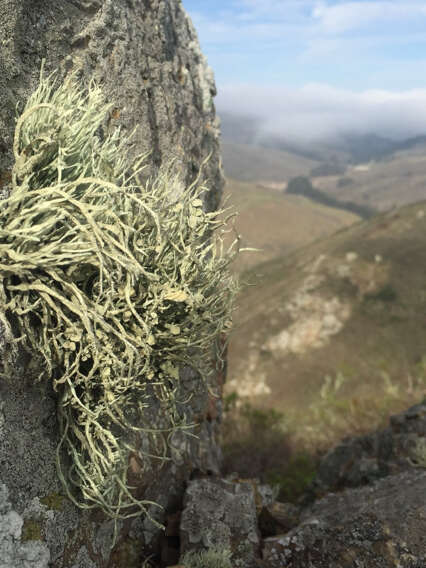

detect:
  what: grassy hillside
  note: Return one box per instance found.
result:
[221,141,319,183]
[222,178,359,272]
[312,152,426,212]
[227,200,426,449]
[221,138,426,213]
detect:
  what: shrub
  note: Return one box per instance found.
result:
[364,284,398,303]
[0,63,237,542]
[286,176,375,219]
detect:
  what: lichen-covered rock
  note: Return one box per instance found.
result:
[180,478,261,568]
[259,501,301,538]
[309,400,426,497]
[0,484,50,568]
[0,0,223,210]
[262,402,426,567]
[0,1,224,565]
[263,469,426,568]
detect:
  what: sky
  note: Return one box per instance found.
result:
[182,0,426,142]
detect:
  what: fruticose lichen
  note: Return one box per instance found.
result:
[181,547,233,568]
[0,63,238,542]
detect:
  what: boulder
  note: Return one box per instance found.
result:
[263,402,426,567]
[263,469,426,568]
[310,400,426,497]
[179,477,261,568]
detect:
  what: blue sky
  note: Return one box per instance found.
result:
[182,1,426,141]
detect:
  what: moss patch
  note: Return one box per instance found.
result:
[21,519,43,541]
[40,492,66,511]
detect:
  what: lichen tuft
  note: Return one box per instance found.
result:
[0,62,238,545]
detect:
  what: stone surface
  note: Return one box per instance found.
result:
[0,1,224,566]
[180,477,261,568]
[0,484,50,568]
[263,469,426,568]
[309,400,426,497]
[259,501,301,538]
[262,402,426,567]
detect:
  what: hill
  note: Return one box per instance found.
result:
[312,152,426,212]
[220,113,426,212]
[221,139,426,213]
[221,141,319,183]
[222,178,359,273]
[227,200,426,447]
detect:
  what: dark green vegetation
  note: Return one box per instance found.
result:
[286,176,376,219]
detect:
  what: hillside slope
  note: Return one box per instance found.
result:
[221,138,426,213]
[228,200,426,444]
[312,153,426,212]
[223,178,359,272]
[221,141,319,183]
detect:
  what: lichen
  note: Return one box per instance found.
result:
[40,493,66,512]
[181,547,232,568]
[0,62,238,546]
[21,519,43,542]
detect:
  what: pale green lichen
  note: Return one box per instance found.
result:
[181,547,233,568]
[0,63,238,544]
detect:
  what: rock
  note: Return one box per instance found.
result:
[263,469,426,567]
[0,484,50,568]
[259,501,301,537]
[262,402,426,567]
[0,1,224,565]
[309,401,426,497]
[179,477,261,568]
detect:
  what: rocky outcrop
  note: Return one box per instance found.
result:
[173,401,426,567]
[262,401,426,567]
[0,1,223,566]
[310,400,426,496]
[180,478,261,568]
[263,469,426,568]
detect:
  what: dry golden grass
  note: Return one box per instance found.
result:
[221,141,319,183]
[227,200,426,451]
[222,177,359,273]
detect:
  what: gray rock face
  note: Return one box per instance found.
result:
[180,478,261,568]
[309,400,426,497]
[262,402,426,567]
[0,0,223,210]
[263,469,426,568]
[0,484,50,568]
[0,1,224,565]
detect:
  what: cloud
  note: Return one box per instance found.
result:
[186,0,426,75]
[312,2,426,35]
[216,83,426,142]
